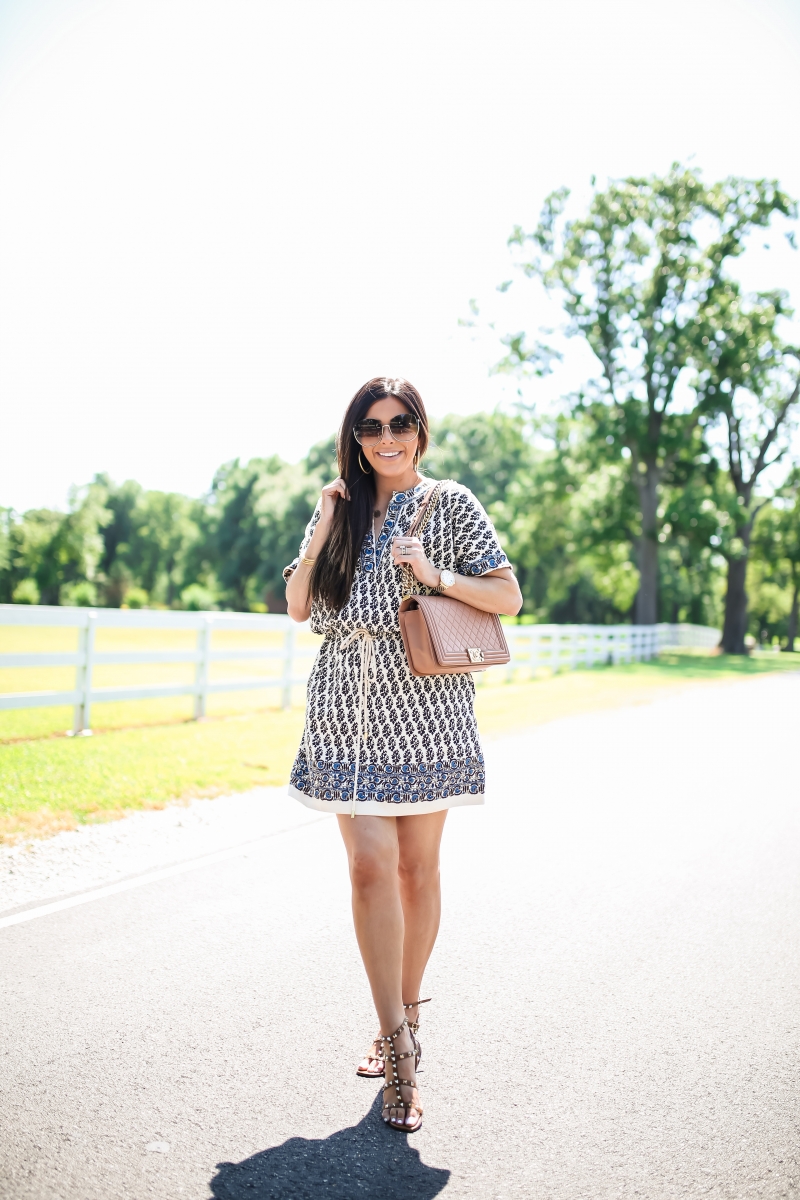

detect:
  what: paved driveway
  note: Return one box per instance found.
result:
[1,672,799,1199]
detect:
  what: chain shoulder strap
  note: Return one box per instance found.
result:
[401,482,444,598]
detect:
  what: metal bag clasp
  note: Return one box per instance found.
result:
[467,647,484,663]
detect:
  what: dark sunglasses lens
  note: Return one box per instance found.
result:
[354,420,382,445]
[389,415,420,441]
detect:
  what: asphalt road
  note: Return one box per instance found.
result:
[2,671,799,1200]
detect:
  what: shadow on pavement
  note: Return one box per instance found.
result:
[209,1094,450,1200]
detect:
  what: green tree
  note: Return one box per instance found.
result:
[209,454,325,612]
[1,483,110,605]
[126,491,205,607]
[694,287,800,652]
[94,476,142,606]
[751,473,800,650]
[86,476,212,609]
[426,411,534,509]
[0,509,13,601]
[657,460,727,628]
[427,409,637,621]
[501,164,796,624]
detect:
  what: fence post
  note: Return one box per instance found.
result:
[281,622,296,710]
[71,611,96,736]
[553,628,562,673]
[529,629,539,679]
[505,626,516,684]
[619,626,628,664]
[194,616,212,719]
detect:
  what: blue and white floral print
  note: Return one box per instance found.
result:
[283,480,510,816]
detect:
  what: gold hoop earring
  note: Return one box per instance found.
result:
[358,450,372,474]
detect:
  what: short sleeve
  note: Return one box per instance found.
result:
[282,504,322,583]
[448,485,511,577]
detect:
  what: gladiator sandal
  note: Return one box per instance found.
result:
[404,997,431,1069]
[381,1018,423,1133]
[355,1035,386,1079]
[356,998,431,1078]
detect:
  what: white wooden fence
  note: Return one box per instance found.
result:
[0,604,720,735]
[492,621,720,680]
[0,605,313,735]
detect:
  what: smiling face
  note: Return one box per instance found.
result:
[359,396,421,489]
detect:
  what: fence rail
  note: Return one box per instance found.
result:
[0,605,720,735]
[496,621,720,679]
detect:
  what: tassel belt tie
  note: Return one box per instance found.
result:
[340,629,378,818]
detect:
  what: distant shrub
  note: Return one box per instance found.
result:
[12,578,40,604]
[59,581,98,607]
[125,587,149,609]
[181,584,216,611]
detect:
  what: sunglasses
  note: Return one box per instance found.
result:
[353,413,421,446]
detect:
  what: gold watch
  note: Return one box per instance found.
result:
[438,569,456,591]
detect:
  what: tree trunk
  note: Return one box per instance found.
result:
[635,535,658,625]
[784,581,799,653]
[264,586,288,614]
[721,525,753,654]
[634,468,659,625]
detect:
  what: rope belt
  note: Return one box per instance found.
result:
[340,628,378,817]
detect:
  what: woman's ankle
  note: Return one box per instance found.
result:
[379,1010,408,1038]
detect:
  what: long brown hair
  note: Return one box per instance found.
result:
[311,377,429,610]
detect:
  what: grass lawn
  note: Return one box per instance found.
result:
[1,649,797,843]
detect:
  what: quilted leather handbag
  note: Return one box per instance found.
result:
[398,482,511,676]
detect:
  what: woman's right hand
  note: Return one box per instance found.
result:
[318,477,349,529]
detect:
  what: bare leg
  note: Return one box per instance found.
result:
[337,814,406,1035]
[396,810,448,1027]
[338,811,448,1128]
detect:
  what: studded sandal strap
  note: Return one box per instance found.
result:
[381,1019,408,1044]
[383,1102,422,1114]
[383,1078,419,1095]
[404,998,430,1036]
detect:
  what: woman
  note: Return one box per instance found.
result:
[284,377,521,1132]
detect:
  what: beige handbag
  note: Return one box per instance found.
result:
[397,482,511,676]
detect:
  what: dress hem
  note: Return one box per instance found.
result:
[288,784,484,816]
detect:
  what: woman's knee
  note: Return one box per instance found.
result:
[397,855,439,894]
[349,845,396,891]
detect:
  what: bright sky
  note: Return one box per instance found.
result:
[2,0,800,512]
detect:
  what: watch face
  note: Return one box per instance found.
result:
[440,570,456,589]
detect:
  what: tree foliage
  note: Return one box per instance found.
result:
[4,161,800,650]
[503,164,797,627]
[1,405,798,638]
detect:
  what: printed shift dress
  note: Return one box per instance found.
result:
[282,479,510,816]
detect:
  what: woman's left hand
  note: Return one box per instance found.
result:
[391,537,441,589]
